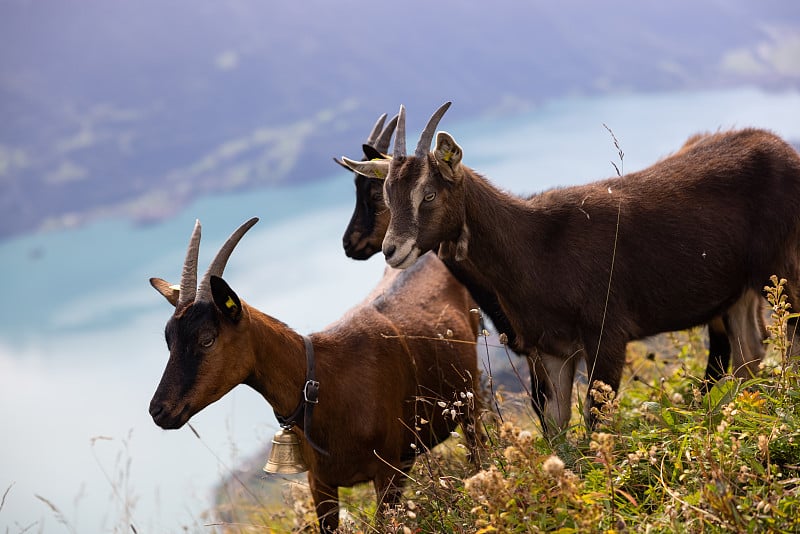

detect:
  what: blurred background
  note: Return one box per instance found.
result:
[1,0,798,531]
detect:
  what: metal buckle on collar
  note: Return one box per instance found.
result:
[303,379,320,404]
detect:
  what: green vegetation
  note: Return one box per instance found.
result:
[210,277,800,533]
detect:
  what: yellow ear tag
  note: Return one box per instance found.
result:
[373,168,385,179]
[442,150,453,163]
[225,296,237,310]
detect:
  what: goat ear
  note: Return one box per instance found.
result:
[150,277,180,307]
[340,156,391,180]
[362,144,386,161]
[434,131,463,182]
[210,275,242,322]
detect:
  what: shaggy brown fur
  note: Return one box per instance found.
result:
[370,112,800,432]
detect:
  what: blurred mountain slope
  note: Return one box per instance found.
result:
[0,0,797,238]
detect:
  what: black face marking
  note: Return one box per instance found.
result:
[356,176,380,223]
[343,142,392,258]
[344,174,390,259]
[164,301,220,396]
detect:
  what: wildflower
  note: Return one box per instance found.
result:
[738,390,766,409]
[589,380,619,422]
[730,436,741,455]
[465,467,506,504]
[590,381,615,403]
[648,445,659,465]
[517,430,533,445]
[640,401,661,423]
[503,445,525,463]
[758,434,769,456]
[590,432,615,451]
[737,465,751,484]
[542,455,565,478]
[499,421,517,440]
[721,402,735,418]
[627,451,643,466]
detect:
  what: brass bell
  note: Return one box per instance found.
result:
[263,427,309,474]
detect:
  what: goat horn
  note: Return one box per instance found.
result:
[196,217,259,302]
[177,219,202,309]
[393,104,407,158]
[415,101,451,158]
[365,113,387,146]
[374,114,399,153]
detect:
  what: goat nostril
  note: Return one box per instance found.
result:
[149,403,163,419]
[384,244,396,259]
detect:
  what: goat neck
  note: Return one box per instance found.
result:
[242,309,311,418]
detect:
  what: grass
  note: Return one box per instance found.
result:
[207,276,800,533]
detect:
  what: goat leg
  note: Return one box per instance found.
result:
[308,475,339,533]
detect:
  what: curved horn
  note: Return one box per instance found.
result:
[365,113,387,146]
[374,114,399,153]
[196,217,259,302]
[176,219,202,309]
[393,104,407,158]
[415,101,451,158]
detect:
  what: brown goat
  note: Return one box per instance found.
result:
[149,218,482,532]
[342,102,800,433]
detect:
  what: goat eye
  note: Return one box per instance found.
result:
[199,336,215,348]
[423,192,436,202]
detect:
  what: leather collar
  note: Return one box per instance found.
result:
[273,335,327,455]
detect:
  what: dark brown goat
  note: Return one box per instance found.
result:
[342,102,800,432]
[149,218,482,532]
[339,119,768,429]
[339,113,553,422]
